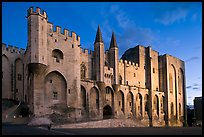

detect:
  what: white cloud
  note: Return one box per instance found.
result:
[155,8,188,25]
[109,5,158,49]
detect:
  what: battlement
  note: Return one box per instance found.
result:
[119,59,138,67]
[80,47,94,55]
[2,43,25,54]
[27,7,48,19]
[48,22,80,42]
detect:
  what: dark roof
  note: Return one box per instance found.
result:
[94,25,103,44]
[109,32,118,48]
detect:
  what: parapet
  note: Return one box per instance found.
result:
[118,59,138,68]
[48,22,80,42]
[27,7,48,20]
[2,43,25,54]
[80,47,94,56]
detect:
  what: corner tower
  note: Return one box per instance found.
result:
[94,25,104,82]
[108,32,119,84]
[27,7,48,65]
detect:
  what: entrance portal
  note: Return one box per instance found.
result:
[103,105,112,119]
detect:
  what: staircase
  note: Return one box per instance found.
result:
[2,100,29,124]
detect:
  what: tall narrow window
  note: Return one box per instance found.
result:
[18,74,22,81]
[153,68,155,73]
[81,64,86,79]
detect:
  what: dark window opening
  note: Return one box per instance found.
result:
[53,92,58,100]
[18,74,22,81]
[52,49,63,63]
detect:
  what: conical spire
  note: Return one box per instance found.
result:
[94,25,103,44]
[109,32,118,49]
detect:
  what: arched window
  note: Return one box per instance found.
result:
[52,49,63,63]
[81,64,86,79]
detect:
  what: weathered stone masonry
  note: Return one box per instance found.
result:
[2,7,187,127]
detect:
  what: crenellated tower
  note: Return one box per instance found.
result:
[108,32,119,84]
[27,7,48,65]
[94,25,104,82]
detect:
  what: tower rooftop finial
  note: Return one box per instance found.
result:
[109,31,118,48]
[94,25,103,44]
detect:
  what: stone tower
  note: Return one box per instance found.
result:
[94,25,104,82]
[27,7,48,65]
[108,32,119,84]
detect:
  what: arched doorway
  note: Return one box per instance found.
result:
[103,105,112,119]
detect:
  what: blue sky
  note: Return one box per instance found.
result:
[2,2,202,105]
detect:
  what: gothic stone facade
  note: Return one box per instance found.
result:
[2,7,187,127]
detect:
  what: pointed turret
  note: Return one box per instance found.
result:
[109,32,118,49]
[94,25,103,44]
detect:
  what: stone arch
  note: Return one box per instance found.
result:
[81,85,86,110]
[2,55,11,99]
[127,92,134,117]
[103,105,112,119]
[136,93,142,117]
[52,49,63,63]
[44,71,67,106]
[154,95,159,117]
[118,90,124,113]
[178,68,184,95]
[171,64,176,94]
[15,58,24,101]
[105,86,114,108]
[90,87,99,111]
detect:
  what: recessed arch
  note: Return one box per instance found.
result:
[127,91,134,117]
[90,87,99,110]
[2,55,11,99]
[15,58,24,101]
[118,90,124,113]
[105,86,114,107]
[44,71,67,105]
[154,95,159,117]
[136,93,142,117]
[178,68,184,95]
[81,85,86,109]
